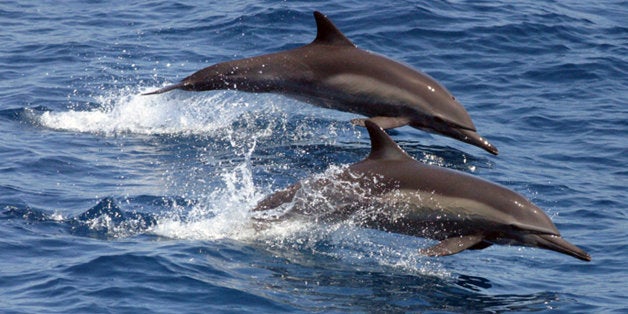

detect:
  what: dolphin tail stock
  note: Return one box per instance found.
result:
[527,234,591,262]
[141,82,186,96]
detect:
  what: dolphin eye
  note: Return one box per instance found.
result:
[452,96,456,100]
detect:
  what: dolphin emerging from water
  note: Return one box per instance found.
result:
[144,11,498,155]
[252,120,590,261]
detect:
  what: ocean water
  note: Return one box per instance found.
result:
[1,0,626,312]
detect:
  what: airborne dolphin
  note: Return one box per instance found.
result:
[144,11,498,155]
[252,120,590,261]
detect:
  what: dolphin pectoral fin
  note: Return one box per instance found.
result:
[351,116,411,129]
[419,235,485,256]
[468,241,493,250]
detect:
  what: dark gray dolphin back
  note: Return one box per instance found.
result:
[356,121,589,261]
[252,119,590,261]
[143,11,499,155]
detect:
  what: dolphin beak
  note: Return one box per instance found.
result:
[457,128,499,155]
[525,234,591,261]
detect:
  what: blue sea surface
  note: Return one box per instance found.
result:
[1,1,626,312]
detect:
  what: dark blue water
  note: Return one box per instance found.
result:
[1,1,626,312]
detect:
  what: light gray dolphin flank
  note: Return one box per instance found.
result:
[252,120,590,262]
[144,11,498,155]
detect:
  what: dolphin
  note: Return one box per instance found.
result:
[144,11,498,155]
[252,120,590,261]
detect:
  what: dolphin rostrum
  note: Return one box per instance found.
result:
[144,11,498,155]
[252,120,590,261]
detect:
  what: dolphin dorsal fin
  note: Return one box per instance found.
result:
[312,11,355,47]
[364,120,413,161]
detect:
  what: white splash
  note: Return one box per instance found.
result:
[150,134,264,241]
[38,86,261,135]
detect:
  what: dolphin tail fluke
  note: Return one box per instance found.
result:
[532,234,591,261]
[142,82,185,95]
